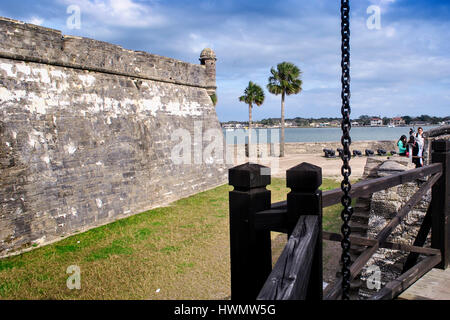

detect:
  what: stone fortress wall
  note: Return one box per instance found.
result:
[0,17,227,257]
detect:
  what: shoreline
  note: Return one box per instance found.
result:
[229,140,399,180]
[222,125,440,144]
[227,140,398,156]
[222,125,438,129]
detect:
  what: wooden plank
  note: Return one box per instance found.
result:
[322,163,442,207]
[323,232,440,256]
[370,254,441,300]
[381,242,440,256]
[257,215,319,300]
[431,140,450,269]
[228,163,273,300]
[324,172,442,300]
[253,208,287,231]
[323,231,376,246]
[399,267,450,300]
[286,163,323,300]
[402,205,433,273]
[271,201,287,210]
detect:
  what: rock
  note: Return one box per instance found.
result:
[0,17,226,256]
[357,156,432,299]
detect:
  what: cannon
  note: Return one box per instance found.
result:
[365,149,374,156]
[323,148,336,158]
[353,150,362,157]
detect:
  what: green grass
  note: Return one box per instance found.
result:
[0,178,344,300]
[0,260,24,272]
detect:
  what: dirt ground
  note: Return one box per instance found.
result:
[234,153,369,181]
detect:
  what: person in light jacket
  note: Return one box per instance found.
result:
[408,135,422,168]
[416,127,424,166]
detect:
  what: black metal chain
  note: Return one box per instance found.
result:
[340,0,353,300]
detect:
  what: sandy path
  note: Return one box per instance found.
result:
[233,153,372,180]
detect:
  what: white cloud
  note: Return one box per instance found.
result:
[28,17,44,26]
[188,33,213,54]
[58,0,166,28]
[6,0,447,120]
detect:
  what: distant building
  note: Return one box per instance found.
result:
[390,117,405,126]
[285,121,295,127]
[370,118,383,126]
[330,120,340,127]
[222,123,234,129]
[410,121,428,126]
[351,121,360,127]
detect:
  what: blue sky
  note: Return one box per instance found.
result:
[1,0,449,121]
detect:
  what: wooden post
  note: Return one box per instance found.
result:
[286,162,323,300]
[229,162,272,299]
[431,140,450,269]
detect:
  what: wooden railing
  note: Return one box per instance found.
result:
[228,139,449,300]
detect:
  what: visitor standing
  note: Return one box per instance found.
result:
[408,135,422,168]
[416,127,424,166]
[397,135,407,156]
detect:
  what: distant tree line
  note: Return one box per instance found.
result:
[223,115,449,126]
[356,115,449,125]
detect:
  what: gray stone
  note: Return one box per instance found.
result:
[377,160,408,174]
[358,157,432,299]
[0,17,227,256]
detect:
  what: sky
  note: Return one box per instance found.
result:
[0,0,449,122]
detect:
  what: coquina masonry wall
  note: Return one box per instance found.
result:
[0,17,227,256]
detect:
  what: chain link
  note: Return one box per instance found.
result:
[340,0,353,300]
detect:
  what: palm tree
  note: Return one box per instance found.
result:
[267,62,303,157]
[239,81,265,157]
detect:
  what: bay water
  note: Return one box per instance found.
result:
[223,126,439,144]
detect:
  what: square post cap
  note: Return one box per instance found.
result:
[286,162,322,192]
[229,162,270,189]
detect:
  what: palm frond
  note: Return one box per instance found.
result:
[267,62,303,96]
[239,81,265,107]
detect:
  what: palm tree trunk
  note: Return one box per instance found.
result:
[280,91,285,157]
[248,103,252,158]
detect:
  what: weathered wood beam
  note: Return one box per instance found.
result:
[323,231,440,256]
[430,140,450,269]
[257,215,319,300]
[271,201,287,210]
[322,163,442,207]
[369,254,441,300]
[253,208,287,231]
[324,171,442,300]
[402,206,433,273]
[285,163,323,300]
[228,163,273,300]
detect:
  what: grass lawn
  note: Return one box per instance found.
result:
[0,178,344,300]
